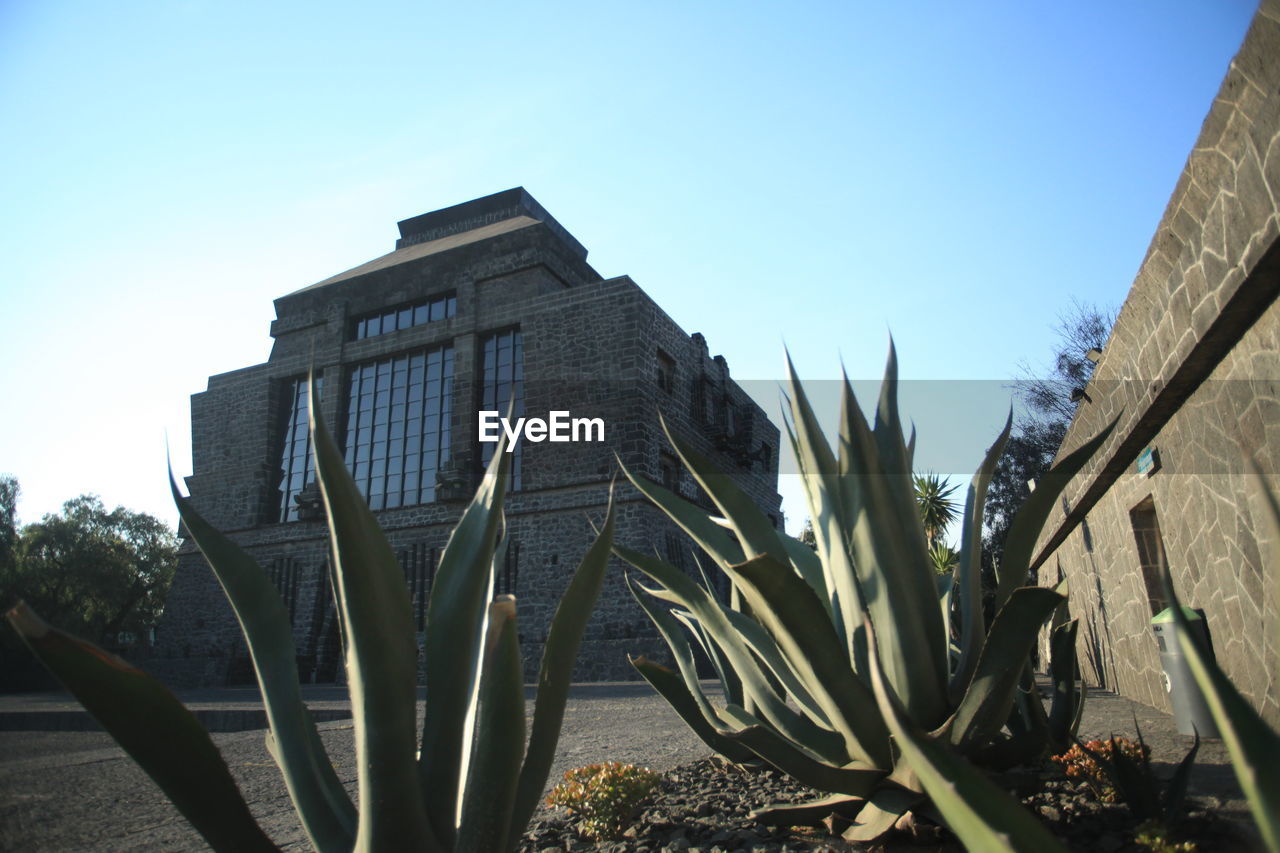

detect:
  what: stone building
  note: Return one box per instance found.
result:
[152,188,781,686]
[1033,3,1280,725]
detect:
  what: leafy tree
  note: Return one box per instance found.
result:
[798,517,817,549]
[984,300,1116,575]
[0,475,17,578]
[1,486,177,646]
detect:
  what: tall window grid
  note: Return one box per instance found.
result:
[343,346,453,511]
[277,377,322,522]
[479,329,523,489]
[353,293,456,340]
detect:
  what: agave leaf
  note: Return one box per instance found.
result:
[1047,619,1082,752]
[996,418,1117,610]
[617,457,746,570]
[629,656,759,764]
[863,616,1068,853]
[170,470,356,852]
[505,497,614,845]
[309,382,436,851]
[783,354,864,655]
[690,554,742,703]
[951,587,1063,752]
[716,716,884,796]
[5,604,279,853]
[749,793,866,827]
[841,787,921,842]
[1161,561,1280,851]
[719,605,830,727]
[616,543,849,764]
[1164,728,1201,825]
[659,414,788,566]
[627,575,741,733]
[416,434,511,848]
[835,365,948,727]
[726,554,892,769]
[457,598,524,853]
[778,529,833,619]
[951,411,1013,703]
[675,608,732,698]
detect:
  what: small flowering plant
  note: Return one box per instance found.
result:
[546,761,662,840]
[1052,736,1150,802]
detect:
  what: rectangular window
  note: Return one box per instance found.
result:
[479,329,523,489]
[657,350,675,394]
[352,293,456,340]
[496,540,520,597]
[1130,497,1169,615]
[277,377,322,522]
[343,345,453,510]
[660,451,680,493]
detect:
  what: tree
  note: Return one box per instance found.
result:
[914,472,960,548]
[0,475,17,579]
[914,472,961,575]
[983,300,1116,573]
[1,487,178,646]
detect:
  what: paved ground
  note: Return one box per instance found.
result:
[0,681,1256,851]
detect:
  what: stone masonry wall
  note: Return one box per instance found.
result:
[1034,2,1280,724]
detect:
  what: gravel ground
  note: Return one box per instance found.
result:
[0,681,1261,852]
[0,685,711,852]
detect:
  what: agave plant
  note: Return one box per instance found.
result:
[5,380,615,853]
[618,345,1114,847]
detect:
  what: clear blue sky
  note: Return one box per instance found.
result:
[0,1,1259,534]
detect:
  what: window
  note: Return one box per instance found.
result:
[691,376,715,426]
[660,451,680,493]
[1130,497,1169,615]
[479,329,523,489]
[276,377,321,522]
[496,540,520,597]
[657,350,675,393]
[343,345,453,510]
[664,531,687,570]
[398,544,439,631]
[352,293,456,340]
[267,557,301,624]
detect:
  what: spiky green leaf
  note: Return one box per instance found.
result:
[951,587,1063,752]
[864,617,1068,853]
[629,656,760,764]
[170,470,355,852]
[458,598,525,853]
[5,604,279,853]
[997,418,1117,609]
[506,497,615,846]
[615,544,848,764]
[309,381,435,851]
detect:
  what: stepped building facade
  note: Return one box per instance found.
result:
[152,188,781,686]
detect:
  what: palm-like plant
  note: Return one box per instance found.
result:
[914,471,960,550]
